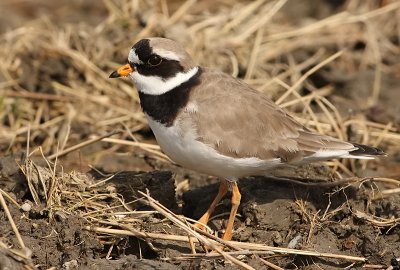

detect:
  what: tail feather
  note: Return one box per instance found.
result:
[347,143,386,158]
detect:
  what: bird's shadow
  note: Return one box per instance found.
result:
[182,175,358,222]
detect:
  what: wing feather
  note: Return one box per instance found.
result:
[179,68,355,163]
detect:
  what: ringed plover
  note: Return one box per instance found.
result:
[110,38,385,241]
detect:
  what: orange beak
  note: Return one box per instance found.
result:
[109,63,134,78]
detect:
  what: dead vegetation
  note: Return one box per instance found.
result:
[1,0,400,269]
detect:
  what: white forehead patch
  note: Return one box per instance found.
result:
[152,47,182,61]
[128,49,143,64]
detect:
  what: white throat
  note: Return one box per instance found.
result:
[129,66,199,95]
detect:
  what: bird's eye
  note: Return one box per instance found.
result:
[128,61,136,68]
[147,55,162,66]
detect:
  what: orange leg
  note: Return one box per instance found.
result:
[222,182,241,241]
[194,180,228,230]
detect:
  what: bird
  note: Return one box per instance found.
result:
[109,37,385,241]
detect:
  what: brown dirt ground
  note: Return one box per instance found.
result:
[1,1,400,269]
[1,153,400,269]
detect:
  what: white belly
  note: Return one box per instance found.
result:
[146,116,281,180]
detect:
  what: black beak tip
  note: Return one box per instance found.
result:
[109,70,120,78]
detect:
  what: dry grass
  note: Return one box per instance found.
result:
[0,0,399,177]
[3,158,399,268]
[1,0,400,269]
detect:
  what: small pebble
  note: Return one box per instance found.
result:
[55,211,67,221]
[287,234,302,249]
[271,231,283,246]
[21,202,31,212]
[63,259,78,270]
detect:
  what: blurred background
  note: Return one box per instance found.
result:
[1,0,399,178]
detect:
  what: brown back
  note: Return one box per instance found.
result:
[178,68,354,162]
